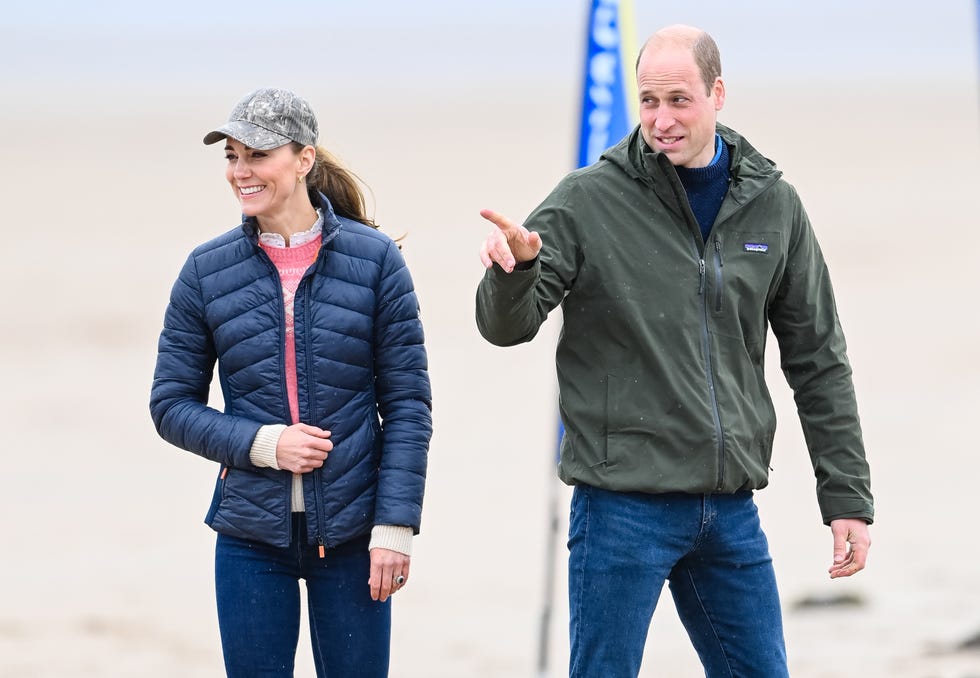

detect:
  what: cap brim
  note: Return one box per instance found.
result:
[202,120,291,150]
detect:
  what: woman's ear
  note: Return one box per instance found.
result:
[298,144,316,174]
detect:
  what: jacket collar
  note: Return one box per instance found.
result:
[241,191,343,246]
[602,123,783,222]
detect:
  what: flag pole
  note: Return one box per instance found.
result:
[535,419,563,678]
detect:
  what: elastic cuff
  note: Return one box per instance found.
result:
[369,525,413,556]
[249,424,287,469]
[512,257,538,271]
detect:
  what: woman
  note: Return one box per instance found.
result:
[150,87,432,677]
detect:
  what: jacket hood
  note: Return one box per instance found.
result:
[601,123,782,193]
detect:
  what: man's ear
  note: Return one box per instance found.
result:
[713,77,726,111]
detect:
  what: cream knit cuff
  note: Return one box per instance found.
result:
[369,525,413,556]
[249,424,287,469]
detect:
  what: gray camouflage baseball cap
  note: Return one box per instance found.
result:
[203,88,318,149]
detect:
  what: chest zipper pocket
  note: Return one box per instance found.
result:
[712,237,724,313]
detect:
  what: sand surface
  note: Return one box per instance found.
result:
[2,31,980,678]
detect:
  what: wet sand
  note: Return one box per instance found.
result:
[2,72,980,677]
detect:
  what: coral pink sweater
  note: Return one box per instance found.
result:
[260,236,321,425]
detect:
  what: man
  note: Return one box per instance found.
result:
[475,24,873,678]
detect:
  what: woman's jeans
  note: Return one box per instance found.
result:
[215,514,390,677]
[568,485,789,678]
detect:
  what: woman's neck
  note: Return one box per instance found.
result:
[256,195,319,246]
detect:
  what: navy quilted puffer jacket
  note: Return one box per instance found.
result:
[150,193,431,549]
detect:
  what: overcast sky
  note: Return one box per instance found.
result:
[4,0,977,102]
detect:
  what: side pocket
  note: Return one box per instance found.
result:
[204,466,226,524]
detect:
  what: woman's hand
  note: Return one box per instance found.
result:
[369,548,410,602]
[275,423,332,473]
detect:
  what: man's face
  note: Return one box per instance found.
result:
[636,44,725,168]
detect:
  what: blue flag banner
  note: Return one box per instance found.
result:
[576,0,638,169]
[560,0,637,452]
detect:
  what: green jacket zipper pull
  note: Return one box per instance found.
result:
[698,259,706,294]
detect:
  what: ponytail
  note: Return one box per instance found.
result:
[293,143,377,228]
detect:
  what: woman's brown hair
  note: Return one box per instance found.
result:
[293,142,377,229]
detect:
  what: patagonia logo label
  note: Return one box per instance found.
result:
[743,242,769,253]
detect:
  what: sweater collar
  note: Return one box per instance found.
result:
[242,191,342,245]
[257,209,324,248]
[673,135,730,187]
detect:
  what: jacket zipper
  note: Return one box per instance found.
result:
[694,239,727,490]
[313,471,326,558]
[256,245,296,540]
[301,283,329,558]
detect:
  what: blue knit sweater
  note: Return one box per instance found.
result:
[674,134,731,242]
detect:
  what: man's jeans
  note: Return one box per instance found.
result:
[568,485,789,678]
[215,514,390,677]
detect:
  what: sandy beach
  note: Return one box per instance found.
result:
[3,4,980,676]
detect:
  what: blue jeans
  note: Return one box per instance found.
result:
[568,485,788,678]
[215,514,390,677]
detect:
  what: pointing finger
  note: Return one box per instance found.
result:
[480,208,519,233]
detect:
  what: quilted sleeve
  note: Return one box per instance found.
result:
[371,240,432,532]
[149,253,263,469]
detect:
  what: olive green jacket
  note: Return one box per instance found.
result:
[476,124,873,525]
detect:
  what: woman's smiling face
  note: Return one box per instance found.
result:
[223,139,307,220]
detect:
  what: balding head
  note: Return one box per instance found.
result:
[637,25,722,96]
